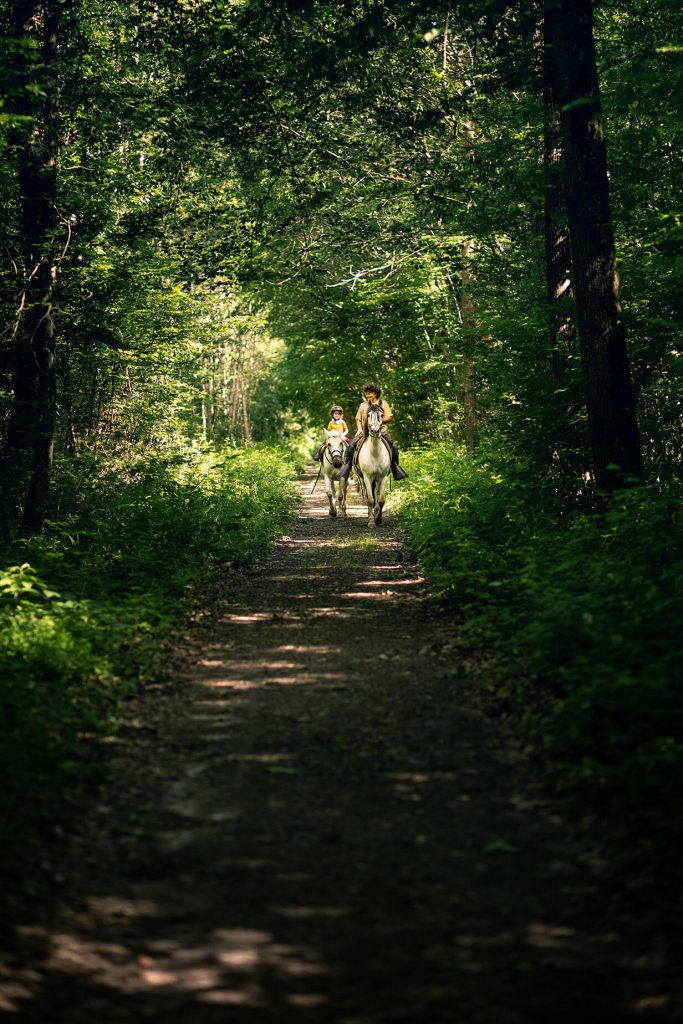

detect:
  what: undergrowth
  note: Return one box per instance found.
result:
[397,442,683,870]
[0,441,297,890]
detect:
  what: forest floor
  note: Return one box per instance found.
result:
[1,465,681,1023]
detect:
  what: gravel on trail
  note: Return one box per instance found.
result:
[1,466,679,1023]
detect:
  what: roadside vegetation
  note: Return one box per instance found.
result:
[0,443,297,890]
[397,445,683,871]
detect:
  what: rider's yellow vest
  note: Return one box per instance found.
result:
[327,418,348,434]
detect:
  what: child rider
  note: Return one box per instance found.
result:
[315,405,349,461]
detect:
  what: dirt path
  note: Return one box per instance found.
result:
[2,468,679,1022]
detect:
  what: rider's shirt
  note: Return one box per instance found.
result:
[355,399,393,435]
[327,418,348,435]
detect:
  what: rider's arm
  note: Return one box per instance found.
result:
[382,400,394,424]
[355,402,365,432]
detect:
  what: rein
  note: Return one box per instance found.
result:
[310,463,323,493]
[325,445,344,463]
[359,405,391,467]
[311,437,345,493]
[366,403,384,440]
[323,437,345,466]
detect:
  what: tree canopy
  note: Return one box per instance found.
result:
[1,0,680,520]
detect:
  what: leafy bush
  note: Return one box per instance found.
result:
[0,442,297,884]
[397,443,683,861]
[397,443,536,603]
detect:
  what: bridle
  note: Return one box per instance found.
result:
[324,435,345,468]
[366,403,383,439]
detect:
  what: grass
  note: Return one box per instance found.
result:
[0,440,298,892]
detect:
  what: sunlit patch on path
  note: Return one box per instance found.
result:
[1,464,674,1022]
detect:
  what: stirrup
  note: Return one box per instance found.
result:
[391,464,408,480]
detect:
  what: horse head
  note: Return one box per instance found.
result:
[325,429,345,468]
[367,403,384,438]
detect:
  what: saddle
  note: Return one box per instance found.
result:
[352,433,393,471]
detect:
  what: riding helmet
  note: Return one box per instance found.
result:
[330,404,344,415]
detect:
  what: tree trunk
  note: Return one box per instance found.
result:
[460,238,477,452]
[459,108,477,452]
[543,4,573,382]
[6,0,61,531]
[550,0,643,489]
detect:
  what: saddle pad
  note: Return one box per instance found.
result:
[354,435,392,467]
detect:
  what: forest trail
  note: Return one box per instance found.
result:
[2,467,676,1023]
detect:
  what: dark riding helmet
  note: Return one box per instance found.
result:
[362,382,381,398]
[330,404,344,415]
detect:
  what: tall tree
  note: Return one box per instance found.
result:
[5,0,62,531]
[548,0,644,489]
[542,2,573,382]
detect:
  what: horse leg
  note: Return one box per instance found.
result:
[374,474,388,525]
[367,479,376,526]
[325,473,337,517]
[338,476,347,516]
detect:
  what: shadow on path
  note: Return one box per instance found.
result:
[1,467,678,1022]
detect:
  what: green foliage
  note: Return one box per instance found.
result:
[397,444,683,860]
[0,442,297,884]
[517,484,683,834]
[0,562,118,879]
[1,0,681,891]
[396,442,542,614]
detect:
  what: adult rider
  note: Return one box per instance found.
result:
[339,383,408,481]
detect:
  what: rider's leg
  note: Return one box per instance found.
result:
[390,440,408,480]
[339,435,357,478]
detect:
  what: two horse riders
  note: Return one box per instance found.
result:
[339,383,408,481]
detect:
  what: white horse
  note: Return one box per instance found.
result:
[321,429,348,517]
[356,404,391,526]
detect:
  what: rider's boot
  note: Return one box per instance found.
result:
[339,461,352,479]
[391,442,408,480]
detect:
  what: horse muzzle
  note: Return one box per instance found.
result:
[332,456,343,468]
